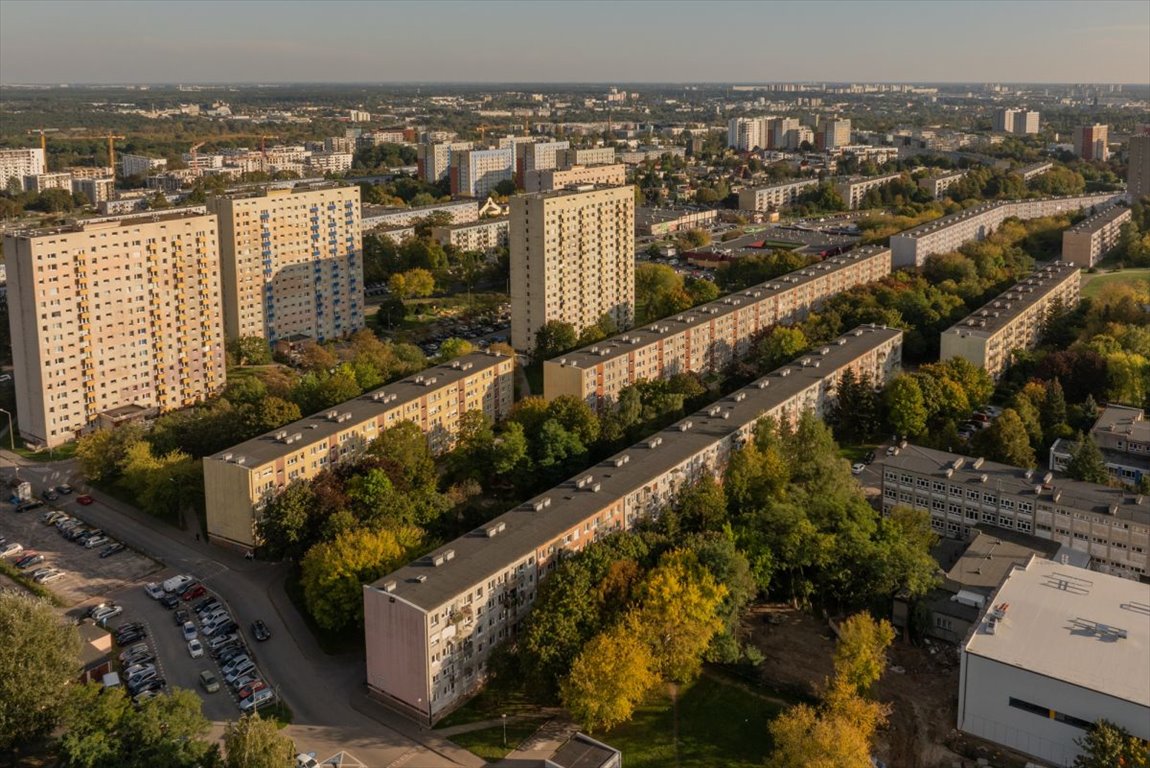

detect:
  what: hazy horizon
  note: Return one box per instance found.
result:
[2,0,1148,86]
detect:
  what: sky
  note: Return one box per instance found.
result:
[1,0,1148,85]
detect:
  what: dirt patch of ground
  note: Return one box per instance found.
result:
[743,604,967,768]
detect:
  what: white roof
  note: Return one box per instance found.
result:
[964,557,1150,707]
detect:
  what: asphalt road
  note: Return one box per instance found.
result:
[6,453,477,767]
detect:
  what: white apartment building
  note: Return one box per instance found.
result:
[4,208,226,449]
[73,178,116,205]
[773,118,802,150]
[431,217,509,254]
[1128,134,1150,199]
[890,193,1124,268]
[834,173,901,209]
[1074,124,1109,161]
[878,443,1149,580]
[817,118,851,150]
[67,166,115,181]
[510,185,635,353]
[451,148,514,199]
[362,200,478,231]
[204,352,515,549]
[418,141,473,183]
[940,261,1080,380]
[544,246,893,409]
[0,148,46,190]
[306,151,354,174]
[365,325,903,723]
[958,559,1149,767]
[727,117,775,151]
[120,153,167,177]
[1061,205,1132,267]
[23,172,73,194]
[207,183,363,344]
[523,163,627,193]
[515,141,570,186]
[994,108,1040,135]
[918,171,967,199]
[558,147,617,167]
[737,178,820,211]
[1016,161,1054,182]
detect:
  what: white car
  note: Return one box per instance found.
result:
[182,621,198,642]
[90,604,123,622]
[187,638,204,658]
[162,574,194,594]
[84,535,109,549]
[0,543,24,557]
[238,687,275,712]
[851,462,866,476]
[144,582,165,600]
[35,569,65,584]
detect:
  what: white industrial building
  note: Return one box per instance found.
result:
[957,557,1150,767]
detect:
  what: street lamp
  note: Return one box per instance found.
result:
[502,713,507,747]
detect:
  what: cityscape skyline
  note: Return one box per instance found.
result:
[1,0,1148,85]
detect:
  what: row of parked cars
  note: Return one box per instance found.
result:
[959,405,1004,441]
[45,508,125,556]
[0,535,64,583]
[145,574,276,712]
[86,601,167,703]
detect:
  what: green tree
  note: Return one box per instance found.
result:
[0,593,79,753]
[533,320,579,359]
[300,526,422,631]
[1073,719,1149,768]
[228,336,273,366]
[493,179,518,197]
[388,267,436,299]
[223,713,296,768]
[833,612,896,694]
[973,408,1036,467]
[873,506,939,599]
[676,474,729,533]
[560,623,656,733]
[369,420,438,491]
[883,375,928,438]
[436,337,474,362]
[256,481,318,561]
[633,549,727,684]
[57,682,131,768]
[1066,432,1110,484]
[756,326,808,371]
[242,396,302,436]
[768,678,889,768]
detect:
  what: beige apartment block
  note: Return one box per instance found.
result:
[0,147,45,190]
[364,325,903,724]
[544,246,892,410]
[558,147,616,168]
[878,444,1148,580]
[1061,205,1132,267]
[431,217,509,253]
[523,163,626,194]
[450,148,514,198]
[834,173,901,209]
[417,141,473,183]
[4,208,226,449]
[917,171,966,199]
[737,178,821,211]
[23,172,73,193]
[1015,161,1053,182]
[890,192,1124,268]
[204,352,515,549]
[515,140,570,186]
[208,184,363,344]
[72,177,115,204]
[362,200,478,231]
[940,261,1080,380]
[510,185,635,353]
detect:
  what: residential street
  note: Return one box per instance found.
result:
[2,451,482,768]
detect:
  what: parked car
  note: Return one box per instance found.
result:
[864,450,877,463]
[251,620,271,642]
[180,583,206,601]
[187,638,204,658]
[144,582,165,600]
[237,680,267,701]
[0,543,24,557]
[116,628,146,645]
[851,463,866,476]
[199,670,221,694]
[56,484,73,495]
[162,574,194,594]
[16,553,45,569]
[35,569,64,584]
[41,489,59,502]
[99,542,125,558]
[84,535,110,549]
[90,604,123,623]
[159,593,181,609]
[119,643,150,662]
[182,621,198,642]
[124,662,155,680]
[76,495,95,505]
[193,598,220,615]
[207,632,239,650]
[238,688,275,712]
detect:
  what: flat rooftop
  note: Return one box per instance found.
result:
[942,260,1079,338]
[964,557,1150,707]
[206,351,509,468]
[879,443,1150,527]
[362,199,476,218]
[374,325,902,611]
[635,206,716,226]
[547,734,620,768]
[1064,203,1129,235]
[547,246,889,370]
[1093,404,1150,444]
[946,527,1063,592]
[433,216,508,232]
[6,206,212,238]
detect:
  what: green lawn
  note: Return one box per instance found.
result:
[449,718,549,762]
[1082,267,1150,299]
[601,672,782,768]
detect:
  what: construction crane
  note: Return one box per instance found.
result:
[26,128,57,152]
[475,124,499,143]
[55,132,126,173]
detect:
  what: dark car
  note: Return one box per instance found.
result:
[41,489,59,502]
[16,553,45,569]
[864,450,876,463]
[251,620,271,642]
[99,542,125,558]
[116,628,147,646]
[159,593,181,609]
[56,484,73,495]
[173,608,190,626]
[194,598,221,615]
[76,495,95,505]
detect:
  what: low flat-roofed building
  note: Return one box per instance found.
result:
[957,557,1150,767]
[1015,161,1054,182]
[737,178,820,212]
[940,261,1080,380]
[431,216,509,253]
[890,193,1123,268]
[544,246,892,410]
[634,206,718,236]
[1061,204,1131,267]
[361,200,478,231]
[204,351,514,549]
[876,443,1149,580]
[545,734,621,768]
[1050,404,1150,486]
[365,325,903,723]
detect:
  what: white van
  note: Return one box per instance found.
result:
[162,574,194,593]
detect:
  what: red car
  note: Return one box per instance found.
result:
[76,495,95,506]
[181,583,207,601]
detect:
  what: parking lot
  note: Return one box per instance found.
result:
[1,492,160,607]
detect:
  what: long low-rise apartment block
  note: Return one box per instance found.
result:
[204,351,515,549]
[1061,204,1131,267]
[918,171,967,199]
[890,193,1122,268]
[1015,161,1054,182]
[877,443,1149,581]
[431,216,509,254]
[940,260,1079,380]
[361,200,479,231]
[834,173,902,209]
[737,178,821,212]
[365,325,903,723]
[544,246,892,409]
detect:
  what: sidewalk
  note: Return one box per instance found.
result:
[349,691,488,768]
